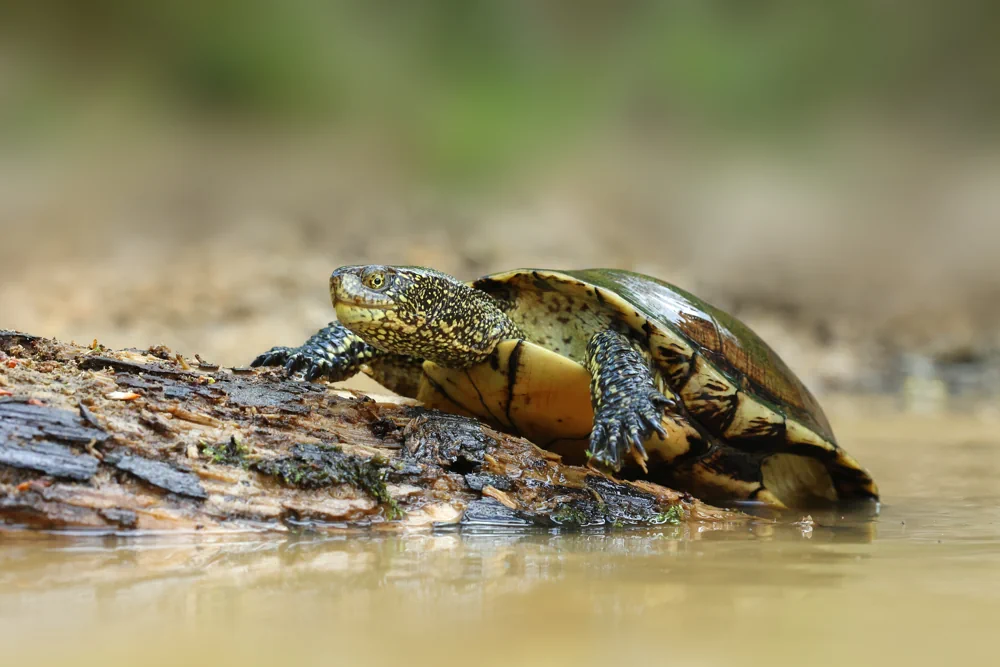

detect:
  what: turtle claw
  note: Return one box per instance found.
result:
[588,388,672,471]
[251,345,333,382]
[300,356,333,381]
[643,397,672,439]
[250,346,295,368]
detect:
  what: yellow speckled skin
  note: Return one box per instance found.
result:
[253,265,879,508]
[330,265,522,367]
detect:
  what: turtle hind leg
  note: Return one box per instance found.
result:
[585,329,676,471]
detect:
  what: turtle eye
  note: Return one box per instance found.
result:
[363,271,387,291]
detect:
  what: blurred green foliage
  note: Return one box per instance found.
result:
[2,0,999,177]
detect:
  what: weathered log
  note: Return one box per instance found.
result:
[0,330,748,533]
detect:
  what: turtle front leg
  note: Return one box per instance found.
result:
[251,321,379,382]
[586,329,675,471]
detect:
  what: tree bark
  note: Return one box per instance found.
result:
[0,330,746,533]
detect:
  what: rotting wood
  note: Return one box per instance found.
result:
[0,330,751,533]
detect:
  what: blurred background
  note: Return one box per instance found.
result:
[2,0,999,412]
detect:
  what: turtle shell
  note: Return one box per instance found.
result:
[468,268,878,504]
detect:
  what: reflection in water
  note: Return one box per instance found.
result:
[2,418,1000,667]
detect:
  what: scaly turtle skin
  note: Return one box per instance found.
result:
[252,265,879,508]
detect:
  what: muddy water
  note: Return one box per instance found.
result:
[2,412,998,667]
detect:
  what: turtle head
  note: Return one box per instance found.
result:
[329,265,518,367]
